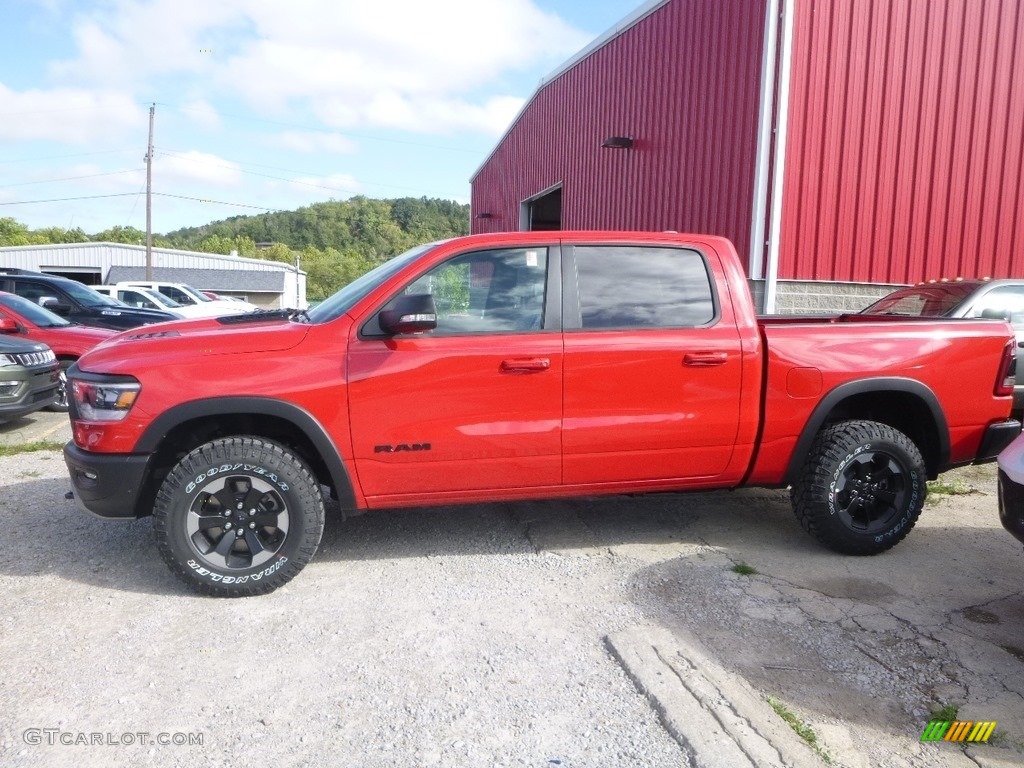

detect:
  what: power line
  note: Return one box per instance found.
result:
[153,192,282,212]
[0,149,141,165]
[153,150,355,195]
[154,147,465,198]
[0,168,144,188]
[0,193,140,206]
[160,101,484,155]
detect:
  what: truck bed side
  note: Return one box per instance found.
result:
[745,316,1014,485]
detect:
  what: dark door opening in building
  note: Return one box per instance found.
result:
[525,187,562,231]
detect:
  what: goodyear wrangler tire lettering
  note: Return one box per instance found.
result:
[154,437,324,597]
[791,420,927,555]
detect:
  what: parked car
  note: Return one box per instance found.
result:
[0,334,58,422]
[94,285,228,319]
[862,279,1024,413]
[118,281,257,314]
[0,269,180,330]
[64,231,1018,596]
[998,433,1024,547]
[0,292,116,411]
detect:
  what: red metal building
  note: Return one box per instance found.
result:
[471,0,1024,312]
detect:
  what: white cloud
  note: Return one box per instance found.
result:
[180,99,223,131]
[48,0,589,136]
[276,131,357,154]
[0,83,146,145]
[156,150,244,187]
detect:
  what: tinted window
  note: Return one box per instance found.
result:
[861,283,977,316]
[968,286,1024,330]
[394,247,548,334]
[573,246,715,329]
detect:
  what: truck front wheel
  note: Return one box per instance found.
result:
[791,420,926,555]
[153,437,325,596]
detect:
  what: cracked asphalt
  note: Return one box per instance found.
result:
[0,410,1022,767]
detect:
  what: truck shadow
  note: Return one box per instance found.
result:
[6,476,820,595]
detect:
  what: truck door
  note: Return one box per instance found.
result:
[348,245,562,502]
[561,243,743,485]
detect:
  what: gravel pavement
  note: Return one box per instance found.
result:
[1,414,1023,768]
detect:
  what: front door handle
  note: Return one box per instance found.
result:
[500,357,550,373]
[683,352,728,367]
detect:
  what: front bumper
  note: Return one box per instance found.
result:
[63,442,151,519]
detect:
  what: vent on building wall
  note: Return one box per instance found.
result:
[601,136,634,149]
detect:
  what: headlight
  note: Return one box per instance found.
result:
[0,354,18,368]
[71,379,141,421]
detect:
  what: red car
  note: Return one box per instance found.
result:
[0,291,116,411]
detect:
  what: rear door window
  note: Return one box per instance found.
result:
[571,246,715,329]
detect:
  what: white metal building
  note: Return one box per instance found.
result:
[0,242,306,309]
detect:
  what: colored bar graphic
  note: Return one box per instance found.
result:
[920,721,951,741]
[967,722,997,743]
[945,721,972,741]
[920,720,997,743]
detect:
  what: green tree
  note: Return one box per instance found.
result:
[93,225,146,244]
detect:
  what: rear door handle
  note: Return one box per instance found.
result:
[683,352,728,367]
[500,357,550,373]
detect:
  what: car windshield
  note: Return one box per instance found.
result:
[306,243,438,323]
[180,285,213,303]
[138,289,182,308]
[0,292,71,327]
[59,280,122,308]
[861,283,979,317]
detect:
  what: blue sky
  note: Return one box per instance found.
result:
[0,0,644,235]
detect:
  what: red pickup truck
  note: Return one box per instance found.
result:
[63,232,1020,596]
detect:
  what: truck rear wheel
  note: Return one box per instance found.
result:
[153,437,325,597]
[791,420,926,555]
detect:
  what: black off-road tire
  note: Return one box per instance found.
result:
[791,420,927,555]
[153,437,325,597]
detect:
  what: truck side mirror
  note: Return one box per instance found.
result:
[379,294,438,335]
[40,296,71,315]
[0,317,17,333]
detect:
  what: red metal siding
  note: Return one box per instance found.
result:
[781,0,1024,283]
[471,0,766,264]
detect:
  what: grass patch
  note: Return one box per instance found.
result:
[767,696,832,764]
[732,563,758,576]
[926,478,975,505]
[0,440,65,458]
[928,703,959,722]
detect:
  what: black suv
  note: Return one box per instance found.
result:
[0,269,179,330]
[0,335,59,422]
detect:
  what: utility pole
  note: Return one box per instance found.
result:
[145,103,155,280]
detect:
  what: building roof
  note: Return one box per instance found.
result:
[0,240,298,272]
[470,0,671,182]
[106,266,285,292]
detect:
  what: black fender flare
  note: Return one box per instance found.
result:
[136,396,357,508]
[782,377,950,485]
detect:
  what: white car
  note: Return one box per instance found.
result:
[95,285,231,319]
[116,282,257,315]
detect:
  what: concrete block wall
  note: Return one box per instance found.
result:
[747,280,905,315]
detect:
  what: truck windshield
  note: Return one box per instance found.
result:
[306,243,438,323]
[61,280,122,308]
